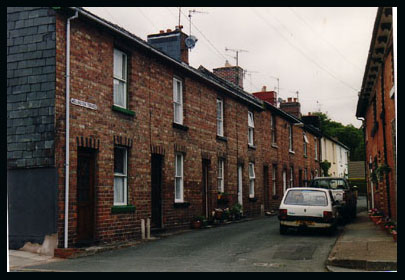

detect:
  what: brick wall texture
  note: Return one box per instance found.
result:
[8,8,322,247]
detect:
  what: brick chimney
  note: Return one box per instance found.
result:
[280,97,302,119]
[212,61,244,89]
[147,25,189,64]
[252,85,277,106]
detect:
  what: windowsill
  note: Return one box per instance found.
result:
[111,205,136,214]
[112,105,135,117]
[216,135,228,142]
[173,202,190,208]
[304,155,308,158]
[173,122,189,131]
[271,143,278,149]
[289,150,295,154]
[248,144,256,150]
[248,197,257,202]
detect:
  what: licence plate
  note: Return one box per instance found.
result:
[296,221,314,226]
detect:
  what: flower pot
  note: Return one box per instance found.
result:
[191,220,202,229]
[371,216,382,224]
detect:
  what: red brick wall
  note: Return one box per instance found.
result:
[364,47,396,220]
[54,13,322,247]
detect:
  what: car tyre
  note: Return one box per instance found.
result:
[280,224,288,235]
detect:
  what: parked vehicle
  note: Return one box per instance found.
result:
[309,177,357,221]
[278,187,339,235]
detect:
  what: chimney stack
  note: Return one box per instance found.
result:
[212,61,244,89]
[147,27,189,64]
[280,97,302,119]
[252,85,277,106]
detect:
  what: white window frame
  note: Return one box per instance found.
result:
[175,153,184,203]
[114,146,128,206]
[271,114,276,144]
[217,158,225,193]
[288,124,293,152]
[217,98,224,137]
[248,111,254,146]
[113,49,127,109]
[173,77,183,125]
[282,169,287,194]
[314,137,318,160]
[303,132,309,157]
[248,162,255,198]
[290,166,294,188]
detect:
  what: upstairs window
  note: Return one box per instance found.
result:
[248,111,254,146]
[314,137,318,160]
[288,124,293,152]
[113,49,128,108]
[173,77,183,124]
[217,99,224,136]
[271,114,277,144]
[303,132,309,157]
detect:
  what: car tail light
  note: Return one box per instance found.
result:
[278,209,287,220]
[323,211,333,222]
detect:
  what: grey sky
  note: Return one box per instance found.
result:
[85,7,378,128]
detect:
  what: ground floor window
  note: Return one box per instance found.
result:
[175,153,184,202]
[249,162,255,198]
[114,146,128,205]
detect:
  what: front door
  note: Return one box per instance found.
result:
[77,148,96,245]
[151,154,163,229]
[263,165,269,210]
[202,160,210,218]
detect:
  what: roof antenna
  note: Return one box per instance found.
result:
[225,47,248,67]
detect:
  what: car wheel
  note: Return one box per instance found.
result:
[280,224,288,235]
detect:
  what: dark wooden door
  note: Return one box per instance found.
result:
[263,165,269,211]
[202,160,210,218]
[151,154,163,229]
[77,149,95,245]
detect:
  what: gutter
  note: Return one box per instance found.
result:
[64,10,79,249]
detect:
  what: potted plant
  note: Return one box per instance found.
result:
[191,216,205,229]
[375,163,391,182]
[217,192,229,204]
[230,203,242,220]
[370,209,383,224]
[392,230,397,242]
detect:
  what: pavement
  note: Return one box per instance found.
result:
[326,210,397,272]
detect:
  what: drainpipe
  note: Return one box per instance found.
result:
[64,9,79,249]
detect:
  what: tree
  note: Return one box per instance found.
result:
[312,112,365,161]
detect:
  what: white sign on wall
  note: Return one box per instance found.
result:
[71,98,98,110]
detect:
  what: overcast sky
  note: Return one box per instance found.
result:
[85,7,378,128]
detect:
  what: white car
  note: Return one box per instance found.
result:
[278,187,339,235]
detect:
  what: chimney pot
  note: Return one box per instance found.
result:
[262,86,267,92]
[294,98,297,102]
[166,29,172,33]
[159,30,164,34]
[288,97,292,102]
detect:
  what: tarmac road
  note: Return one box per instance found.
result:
[23,217,344,272]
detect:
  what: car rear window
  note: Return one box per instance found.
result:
[284,190,328,206]
[310,179,348,190]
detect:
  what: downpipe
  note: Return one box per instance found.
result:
[64,10,78,249]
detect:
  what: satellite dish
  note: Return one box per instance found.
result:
[185,35,198,49]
